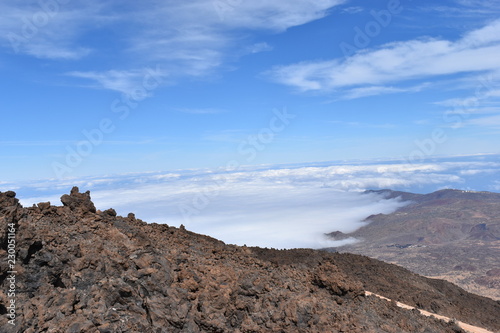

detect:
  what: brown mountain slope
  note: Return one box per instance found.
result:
[329,189,500,300]
[252,248,500,332]
[0,188,494,332]
[330,253,500,332]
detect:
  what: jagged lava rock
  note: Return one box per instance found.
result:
[60,186,97,214]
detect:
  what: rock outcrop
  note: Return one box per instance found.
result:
[0,188,485,332]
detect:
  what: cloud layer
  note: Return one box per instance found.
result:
[10,155,500,249]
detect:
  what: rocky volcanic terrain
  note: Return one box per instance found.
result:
[329,189,500,300]
[0,188,499,332]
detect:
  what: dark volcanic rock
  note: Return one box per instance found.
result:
[0,189,479,332]
[60,186,96,214]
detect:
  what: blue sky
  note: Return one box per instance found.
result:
[1,0,500,181]
[1,1,500,247]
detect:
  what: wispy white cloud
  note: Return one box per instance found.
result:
[436,84,500,129]
[209,0,346,31]
[66,68,166,95]
[125,0,345,78]
[244,42,273,54]
[423,0,500,18]
[459,168,498,175]
[467,114,500,128]
[0,0,345,91]
[436,88,500,108]
[340,83,431,100]
[265,19,500,97]
[0,1,105,59]
[20,43,90,60]
[8,0,341,91]
[341,6,364,14]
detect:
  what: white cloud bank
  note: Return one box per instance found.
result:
[12,156,500,249]
[91,179,407,249]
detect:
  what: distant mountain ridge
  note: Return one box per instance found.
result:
[366,188,500,210]
[329,188,500,300]
[358,188,500,244]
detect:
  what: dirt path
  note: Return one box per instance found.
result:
[365,291,495,333]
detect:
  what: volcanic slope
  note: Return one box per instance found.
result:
[329,189,500,301]
[0,188,497,332]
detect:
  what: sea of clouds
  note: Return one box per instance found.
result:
[4,154,500,249]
